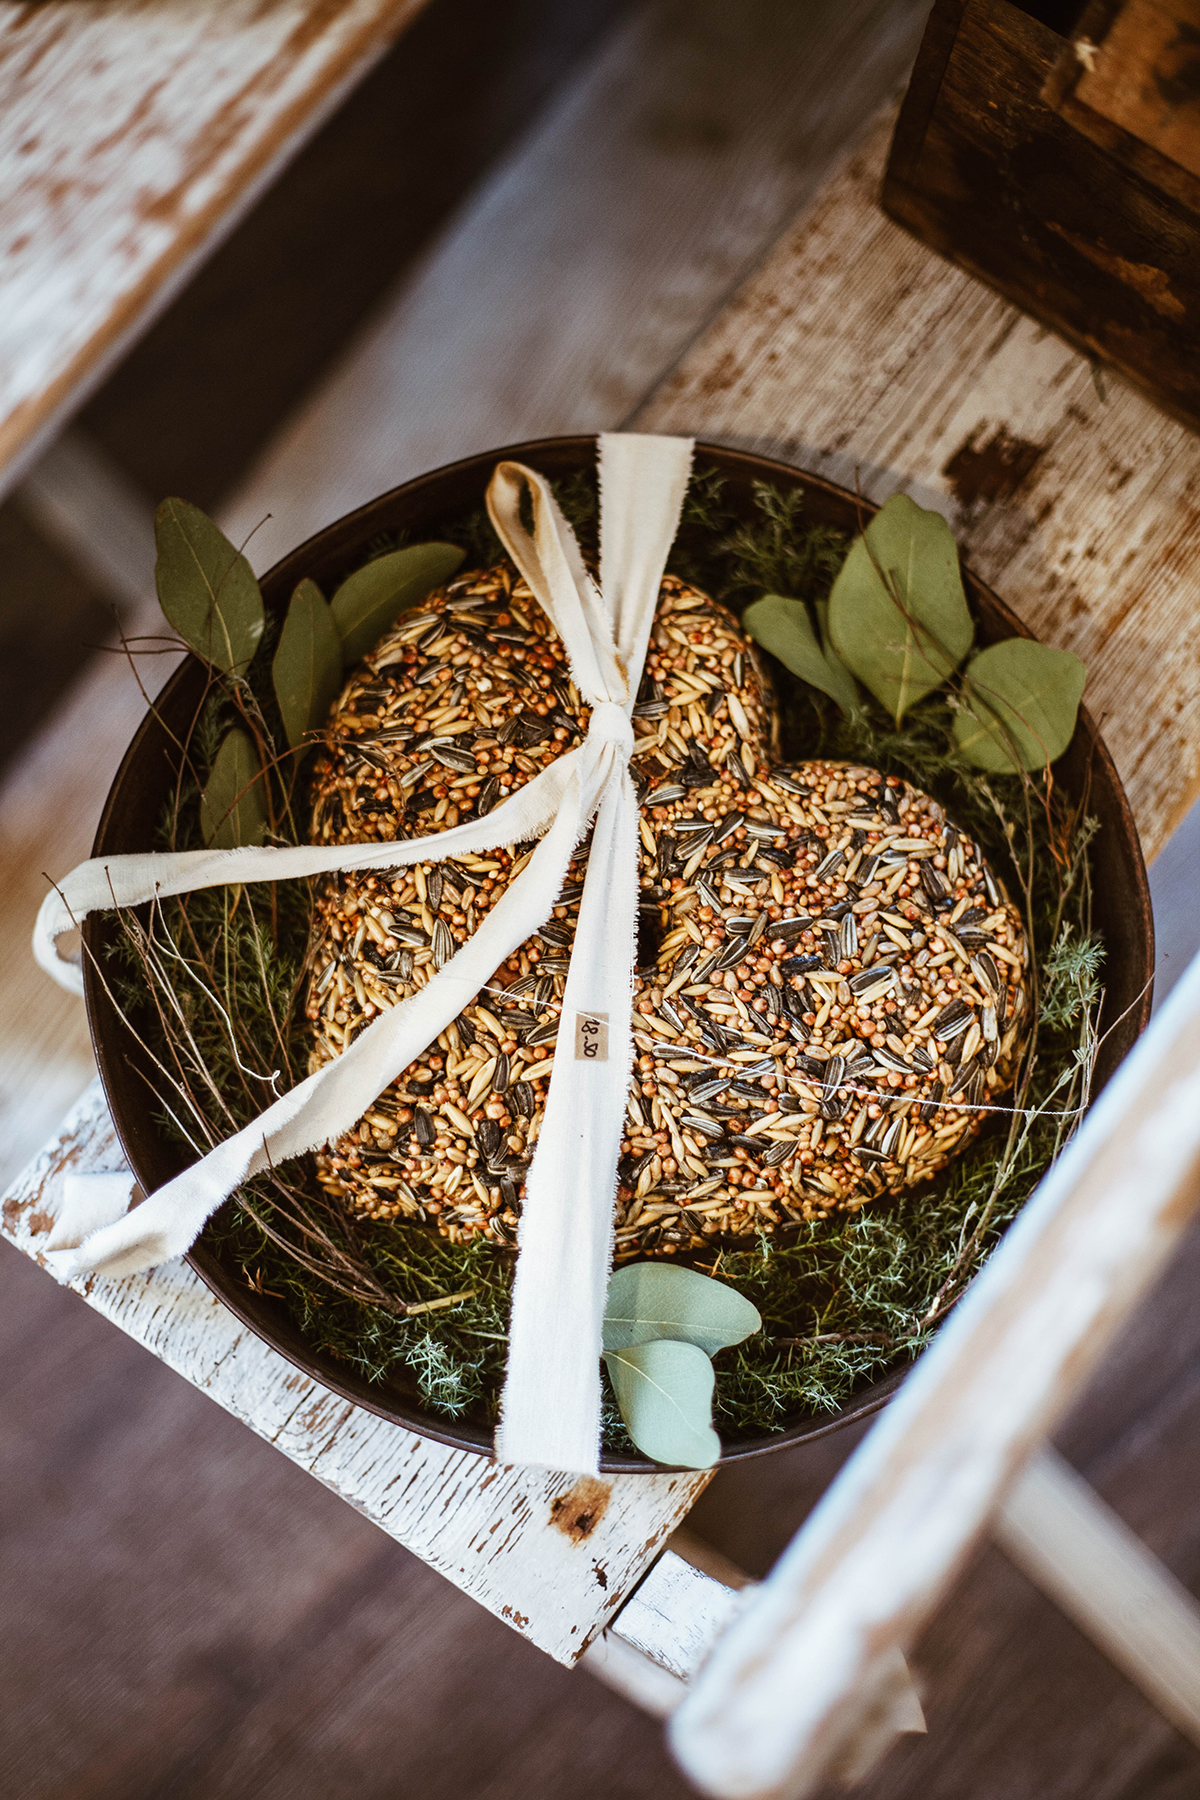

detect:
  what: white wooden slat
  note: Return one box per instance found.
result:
[609,1550,750,1684]
[581,1630,690,1718]
[1,1080,711,1666]
[0,0,424,495]
[589,1545,923,1760]
[635,107,1200,862]
[667,947,1200,1799]
[996,1446,1200,1749]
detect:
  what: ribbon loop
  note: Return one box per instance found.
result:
[487,460,625,705]
[33,432,695,1475]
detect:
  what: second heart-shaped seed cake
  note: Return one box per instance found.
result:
[306,562,1031,1257]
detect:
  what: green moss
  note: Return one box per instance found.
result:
[113,467,1102,1445]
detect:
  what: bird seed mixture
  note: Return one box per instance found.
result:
[306,562,1030,1257]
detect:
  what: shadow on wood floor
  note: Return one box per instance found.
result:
[0,1240,691,1800]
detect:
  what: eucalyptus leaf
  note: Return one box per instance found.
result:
[155,498,264,675]
[200,729,269,848]
[742,594,860,713]
[954,637,1087,772]
[604,1340,720,1468]
[331,542,466,664]
[827,493,974,725]
[603,1262,761,1357]
[272,579,343,750]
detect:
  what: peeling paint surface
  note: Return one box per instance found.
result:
[0,1080,711,1665]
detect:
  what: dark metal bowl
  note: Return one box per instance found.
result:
[83,436,1154,1471]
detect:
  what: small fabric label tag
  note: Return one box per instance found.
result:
[574,1011,609,1062]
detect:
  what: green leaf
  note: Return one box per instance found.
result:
[743,594,860,714]
[155,498,264,675]
[200,729,269,848]
[604,1341,721,1468]
[954,637,1087,772]
[331,542,466,665]
[272,579,344,750]
[603,1262,761,1357]
[827,493,974,725]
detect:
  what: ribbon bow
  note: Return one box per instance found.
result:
[33,432,694,1474]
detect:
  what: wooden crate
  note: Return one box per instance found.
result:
[882,0,1200,434]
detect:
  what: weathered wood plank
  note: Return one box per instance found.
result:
[0,0,425,494]
[884,0,1200,434]
[217,0,931,572]
[0,1080,710,1665]
[635,107,1200,862]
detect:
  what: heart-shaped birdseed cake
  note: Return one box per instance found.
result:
[306,562,1030,1256]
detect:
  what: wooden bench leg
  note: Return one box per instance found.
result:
[594,1446,1200,1783]
[586,1529,927,1764]
[996,1445,1200,1748]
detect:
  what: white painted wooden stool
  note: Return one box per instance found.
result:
[9,97,1200,1794]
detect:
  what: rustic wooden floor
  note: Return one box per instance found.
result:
[0,1240,693,1800]
[5,0,1200,1793]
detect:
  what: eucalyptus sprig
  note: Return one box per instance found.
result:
[602,1263,761,1467]
[152,499,463,846]
[744,492,1086,774]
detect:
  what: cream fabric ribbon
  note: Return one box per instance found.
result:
[33,431,694,1475]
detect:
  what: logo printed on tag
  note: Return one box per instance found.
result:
[574,1011,609,1062]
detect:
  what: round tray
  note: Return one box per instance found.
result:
[82,436,1154,1471]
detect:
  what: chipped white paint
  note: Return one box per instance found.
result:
[636,107,1200,861]
[1,1080,710,1665]
[0,0,423,495]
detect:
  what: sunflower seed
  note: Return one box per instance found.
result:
[431,744,476,773]
[392,924,428,948]
[681,1113,725,1140]
[849,967,894,997]
[477,1118,501,1157]
[511,1080,535,1118]
[934,999,972,1038]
